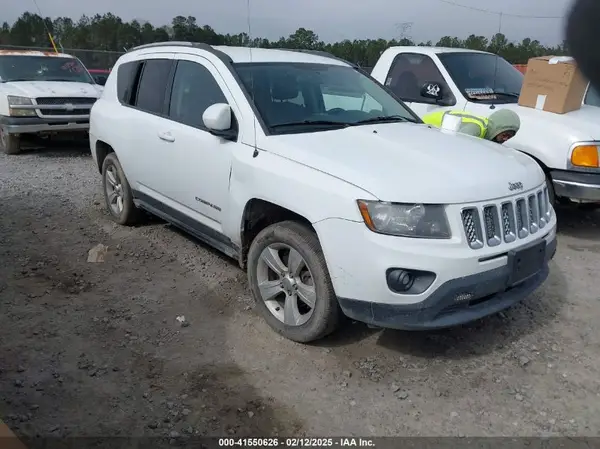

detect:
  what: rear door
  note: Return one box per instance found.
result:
[119,54,176,199]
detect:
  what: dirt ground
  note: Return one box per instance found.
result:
[1,143,600,440]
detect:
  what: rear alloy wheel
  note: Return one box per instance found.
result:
[101,153,142,225]
[247,221,342,343]
[0,129,21,155]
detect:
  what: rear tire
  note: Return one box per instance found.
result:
[101,152,143,226]
[247,220,342,343]
[0,130,21,155]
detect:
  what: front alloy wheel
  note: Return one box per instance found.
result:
[256,243,317,326]
[247,221,342,343]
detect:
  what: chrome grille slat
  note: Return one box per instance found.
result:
[537,191,546,229]
[528,195,539,234]
[500,202,516,243]
[461,208,483,249]
[483,205,501,246]
[516,198,529,239]
[461,186,551,249]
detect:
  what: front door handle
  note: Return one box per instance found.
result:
[157,131,175,142]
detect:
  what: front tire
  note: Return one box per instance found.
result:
[247,220,342,343]
[0,130,21,155]
[101,153,142,225]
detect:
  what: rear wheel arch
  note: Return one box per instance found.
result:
[95,140,114,174]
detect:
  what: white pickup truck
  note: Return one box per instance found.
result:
[0,49,102,154]
[371,47,600,206]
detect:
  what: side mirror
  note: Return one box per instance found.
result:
[420,82,456,106]
[202,103,237,140]
[420,81,444,100]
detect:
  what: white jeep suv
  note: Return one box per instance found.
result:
[89,42,557,342]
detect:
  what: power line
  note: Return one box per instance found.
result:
[432,0,564,19]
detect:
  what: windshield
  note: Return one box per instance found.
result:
[438,52,524,104]
[0,55,94,83]
[584,84,600,107]
[234,62,420,134]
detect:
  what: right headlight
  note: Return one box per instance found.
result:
[7,95,36,117]
[357,200,451,238]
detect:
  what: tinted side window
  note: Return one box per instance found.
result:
[134,59,173,114]
[168,60,228,129]
[386,53,445,102]
[117,62,140,104]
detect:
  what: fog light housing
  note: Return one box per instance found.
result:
[454,292,474,303]
[387,269,414,292]
[386,268,436,295]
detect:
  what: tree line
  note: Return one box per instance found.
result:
[0,12,568,69]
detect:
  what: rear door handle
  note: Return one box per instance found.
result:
[157,131,175,142]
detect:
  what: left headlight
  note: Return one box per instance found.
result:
[357,200,451,238]
[7,95,36,117]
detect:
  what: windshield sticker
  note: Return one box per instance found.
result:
[465,87,497,100]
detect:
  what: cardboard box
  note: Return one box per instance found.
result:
[518,56,588,114]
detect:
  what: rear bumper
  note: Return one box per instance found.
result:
[338,234,557,330]
[550,169,600,202]
[0,115,89,134]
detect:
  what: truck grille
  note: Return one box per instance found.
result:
[35,97,96,116]
[461,186,551,249]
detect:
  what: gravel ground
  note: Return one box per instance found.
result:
[1,143,600,439]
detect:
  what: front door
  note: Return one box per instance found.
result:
[152,55,243,232]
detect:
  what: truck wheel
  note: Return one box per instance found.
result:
[101,153,142,226]
[247,220,342,343]
[0,130,21,155]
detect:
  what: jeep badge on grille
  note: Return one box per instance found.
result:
[508,181,524,191]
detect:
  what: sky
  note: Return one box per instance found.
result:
[6,0,572,45]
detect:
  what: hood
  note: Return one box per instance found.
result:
[262,122,544,204]
[0,81,102,98]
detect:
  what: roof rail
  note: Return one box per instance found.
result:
[283,49,356,67]
[129,41,215,53]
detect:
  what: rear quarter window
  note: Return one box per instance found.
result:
[117,61,141,104]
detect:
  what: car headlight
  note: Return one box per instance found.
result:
[357,200,451,238]
[7,96,36,117]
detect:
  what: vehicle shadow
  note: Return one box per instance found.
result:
[319,263,567,359]
[165,224,241,267]
[555,203,600,241]
[17,137,90,158]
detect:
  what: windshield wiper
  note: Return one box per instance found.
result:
[491,91,520,98]
[270,120,350,129]
[351,115,413,125]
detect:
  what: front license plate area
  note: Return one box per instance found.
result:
[507,240,546,286]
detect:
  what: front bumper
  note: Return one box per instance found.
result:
[314,209,557,331]
[0,115,89,134]
[551,169,600,202]
[338,235,556,330]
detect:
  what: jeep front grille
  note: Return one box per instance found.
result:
[461,186,551,249]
